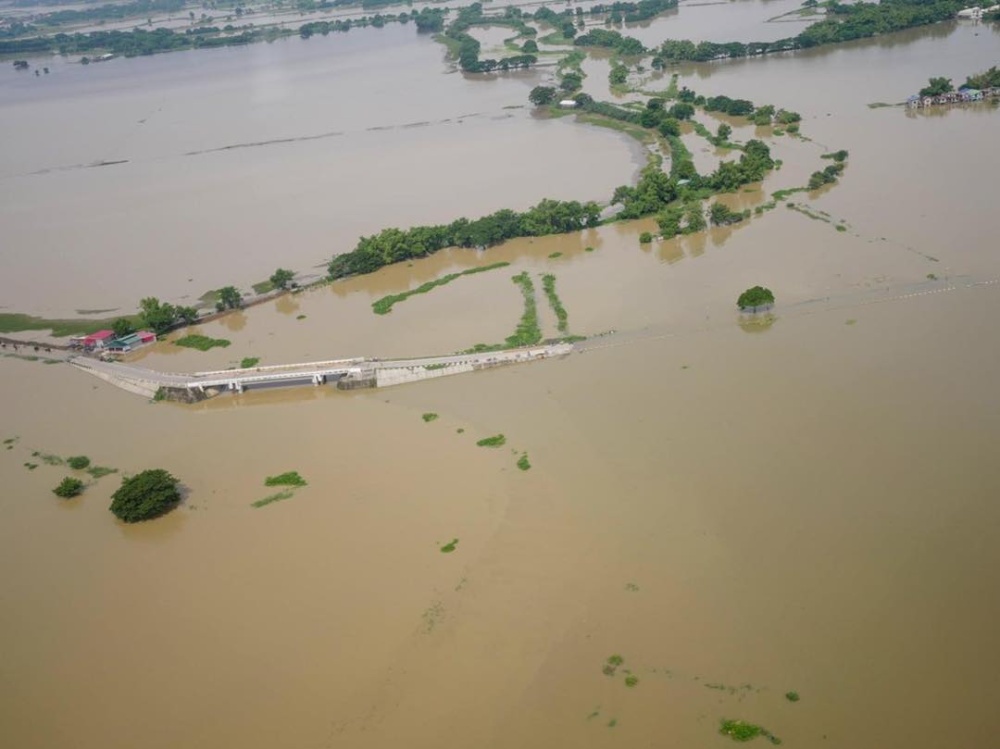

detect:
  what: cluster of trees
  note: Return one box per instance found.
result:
[964,66,1000,90]
[808,162,846,190]
[657,201,706,238]
[110,469,181,523]
[33,0,184,27]
[328,199,601,279]
[588,0,678,23]
[709,202,748,226]
[0,26,261,57]
[574,28,646,55]
[134,297,198,336]
[445,4,536,73]
[652,0,971,65]
[919,76,953,97]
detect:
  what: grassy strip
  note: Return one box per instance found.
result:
[251,280,275,295]
[264,471,307,487]
[86,465,117,478]
[477,434,506,447]
[541,274,569,333]
[372,262,510,315]
[251,490,294,508]
[0,312,133,338]
[505,273,541,348]
[719,719,781,744]
[174,334,231,351]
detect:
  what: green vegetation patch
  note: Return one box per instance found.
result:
[603,654,625,676]
[548,251,563,259]
[422,412,440,422]
[251,280,275,295]
[477,434,506,448]
[371,262,510,315]
[240,357,260,369]
[251,490,294,508]
[86,465,117,479]
[34,451,64,466]
[264,471,307,488]
[174,334,231,351]
[440,538,459,553]
[516,453,532,471]
[0,312,118,338]
[506,272,542,347]
[53,477,85,498]
[66,455,91,470]
[719,719,781,744]
[785,691,800,702]
[24,462,38,470]
[624,674,639,688]
[541,274,570,333]
[110,469,181,523]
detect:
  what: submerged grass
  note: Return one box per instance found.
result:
[251,490,294,508]
[0,312,123,337]
[86,465,117,478]
[440,538,459,553]
[240,357,260,369]
[477,434,506,448]
[516,453,531,471]
[422,412,439,422]
[175,334,231,351]
[505,272,541,348]
[371,262,510,315]
[264,471,307,487]
[719,719,781,744]
[541,273,569,333]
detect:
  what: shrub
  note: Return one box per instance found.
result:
[67,455,91,470]
[476,434,506,448]
[737,286,775,311]
[639,231,654,244]
[110,469,181,523]
[53,477,84,498]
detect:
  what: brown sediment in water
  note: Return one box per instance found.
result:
[1,12,1000,749]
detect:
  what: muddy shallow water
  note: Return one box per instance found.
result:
[2,13,1000,749]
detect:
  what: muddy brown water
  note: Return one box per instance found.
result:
[2,12,1000,749]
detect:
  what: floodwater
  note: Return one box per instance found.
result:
[3,11,1000,749]
[0,22,642,317]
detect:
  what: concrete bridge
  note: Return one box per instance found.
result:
[69,344,574,399]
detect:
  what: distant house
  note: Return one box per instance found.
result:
[105,330,157,353]
[79,330,115,349]
[558,99,578,108]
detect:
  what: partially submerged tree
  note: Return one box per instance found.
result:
[112,318,135,338]
[269,268,295,290]
[919,77,952,98]
[53,477,84,499]
[217,286,243,311]
[528,85,557,106]
[139,297,178,336]
[110,469,181,523]
[737,286,775,311]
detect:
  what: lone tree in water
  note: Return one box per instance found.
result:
[737,286,775,312]
[529,85,557,106]
[217,285,243,311]
[269,268,295,290]
[110,469,182,523]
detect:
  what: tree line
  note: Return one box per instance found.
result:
[652,0,976,65]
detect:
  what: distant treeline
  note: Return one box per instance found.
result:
[653,0,977,65]
[328,200,602,278]
[445,4,537,73]
[329,79,781,280]
[33,0,185,26]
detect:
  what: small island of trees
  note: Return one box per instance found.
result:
[737,286,775,312]
[110,469,182,523]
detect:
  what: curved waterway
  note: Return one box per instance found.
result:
[2,15,1000,749]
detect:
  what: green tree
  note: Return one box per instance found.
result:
[716,123,732,141]
[109,469,181,523]
[139,297,178,335]
[919,77,953,97]
[218,285,243,310]
[639,231,653,244]
[112,318,135,338]
[667,102,694,120]
[684,202,706,233]
[529,85,557,106]
[737,285,775,311]
[53,477,84,498]
[176,306,199,325]
[560,72,582,93]
[608,63,628,86]
[522,39,538,53]
[269,268,295,290]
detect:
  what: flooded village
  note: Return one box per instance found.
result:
[1,2,999,748]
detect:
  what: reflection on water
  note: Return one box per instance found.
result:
[738,311,777,333]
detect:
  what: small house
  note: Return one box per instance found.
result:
[558,99,578,108]
[81,330,115,349]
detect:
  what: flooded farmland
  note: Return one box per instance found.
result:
[1,4,999,749]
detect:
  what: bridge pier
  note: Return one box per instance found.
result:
[312,374,325,386]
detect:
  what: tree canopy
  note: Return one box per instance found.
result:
[737,286,775,311]
[919,76,952,97]
[110,469,181,523]
[269,268,295,290]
